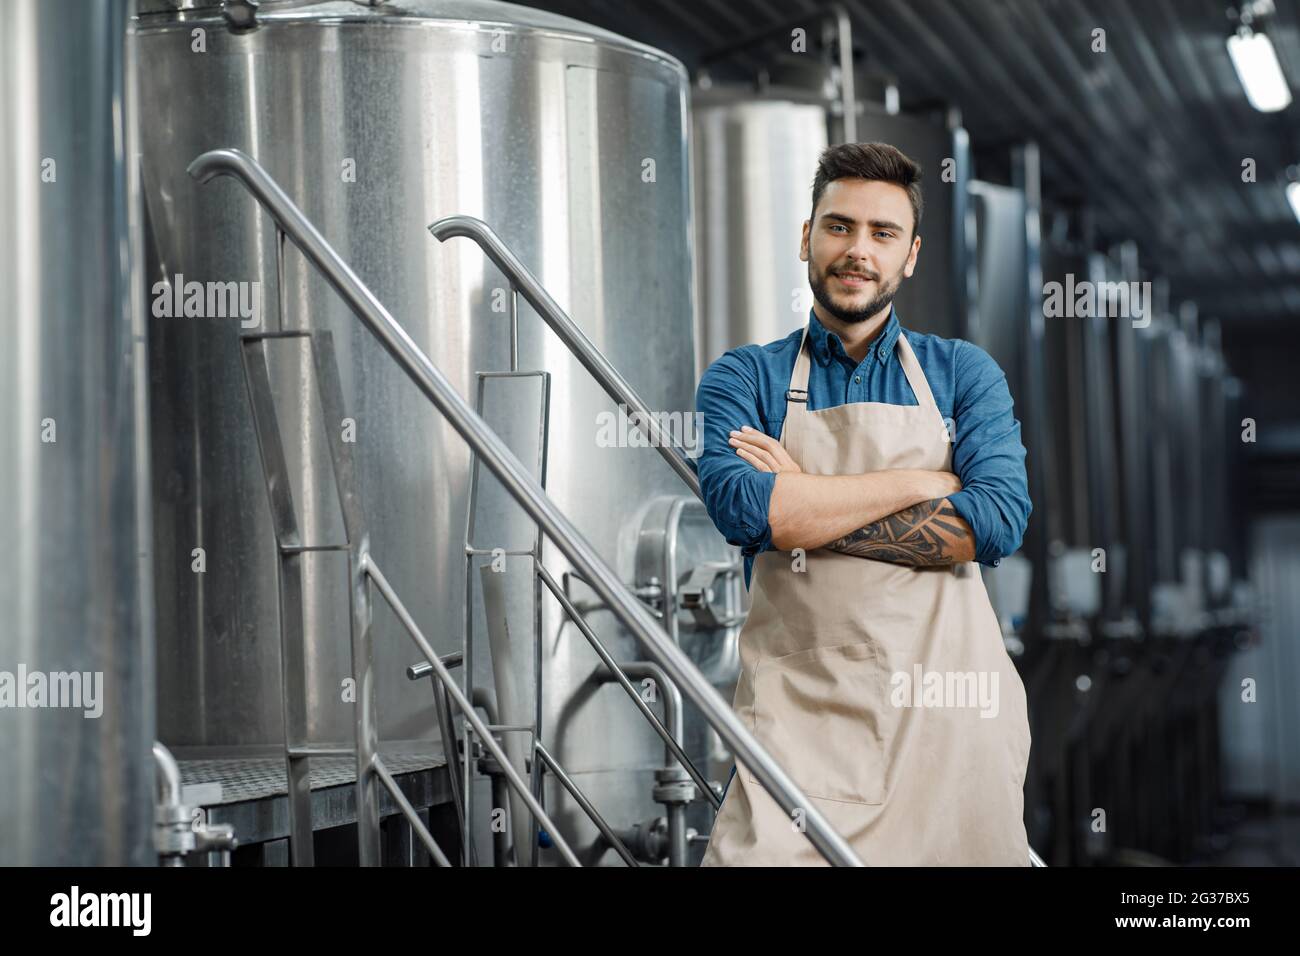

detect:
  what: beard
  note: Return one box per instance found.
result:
[809,259,906,324]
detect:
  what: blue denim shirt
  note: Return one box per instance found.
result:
[693,305,1031,589]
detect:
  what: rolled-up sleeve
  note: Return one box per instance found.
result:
[945,341,1032,566]
[694,349,777,557]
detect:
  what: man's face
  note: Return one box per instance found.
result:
[800,178,922,324]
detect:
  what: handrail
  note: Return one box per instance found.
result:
[189,148,863,867]
[427,215,703,502]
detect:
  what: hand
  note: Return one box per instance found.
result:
[927,470,962,499]
[729,426,802,474]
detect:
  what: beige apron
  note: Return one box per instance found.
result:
[700,325,1031,866]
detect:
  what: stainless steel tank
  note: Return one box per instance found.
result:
[1039,238,1091,556]
[1081,253,1127,625]
[1038,240,1134,623]
[1196,325,1233,610]
[1101,245,1156,632]
[965,181,1028,400]
[0,0,154,864]
[691,91,828,375]
[136,0,703,863]
[1145,312,1204,635]
[856,105,967,340]
[963,176,1037,641]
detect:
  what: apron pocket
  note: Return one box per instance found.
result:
[745,640,892,805]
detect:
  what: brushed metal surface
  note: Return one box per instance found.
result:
[692,93,827,376]
[138,0,705,855]
[0,0,155,865]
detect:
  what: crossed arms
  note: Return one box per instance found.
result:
[693,343,1030,570]
[729,426,976,566]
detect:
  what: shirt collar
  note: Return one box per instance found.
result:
[806,304,902,368]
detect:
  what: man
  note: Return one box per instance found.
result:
[696,142,1033,866]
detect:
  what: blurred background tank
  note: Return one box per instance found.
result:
[0,0,154,865]
[960,153,1043,650]
[691,91,827,377]
[852,104,966,340]
[135,0,719,864]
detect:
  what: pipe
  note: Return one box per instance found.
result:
[153,741,182,810]
[609,661,689,866]
[152,742,188,867]
[471,689,511,867]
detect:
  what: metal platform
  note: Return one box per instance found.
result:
[176,744,455,858]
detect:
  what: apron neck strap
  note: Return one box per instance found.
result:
[786,321,938,414]
[785,324,813,411]
[896,333,939,413]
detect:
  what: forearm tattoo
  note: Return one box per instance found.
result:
[827,498,973,566]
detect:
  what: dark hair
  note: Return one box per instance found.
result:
[809,142,924,237]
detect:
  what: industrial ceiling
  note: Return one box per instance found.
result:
[524,0,1300,327]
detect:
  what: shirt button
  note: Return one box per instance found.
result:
[854,375,861,383]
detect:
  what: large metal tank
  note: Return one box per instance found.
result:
[136,0,702,863]
[962,172,1040,643]
[1039,237,1093,558]
[1038,240,1133,625]
[1082,253,1127,625]
[1195,320,1233,610]
[691,90,827,375]
[965,181,1029,398]
[1107,246,1155,632]
[1220,372,1249,591]
[0,0,154,864]
[847,104,966,340]
[1144,311,1206,635]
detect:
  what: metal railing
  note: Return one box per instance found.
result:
[189,147,863,867]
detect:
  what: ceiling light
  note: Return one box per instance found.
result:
[1227,28,1292,112]
[1287,181,1300,224]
